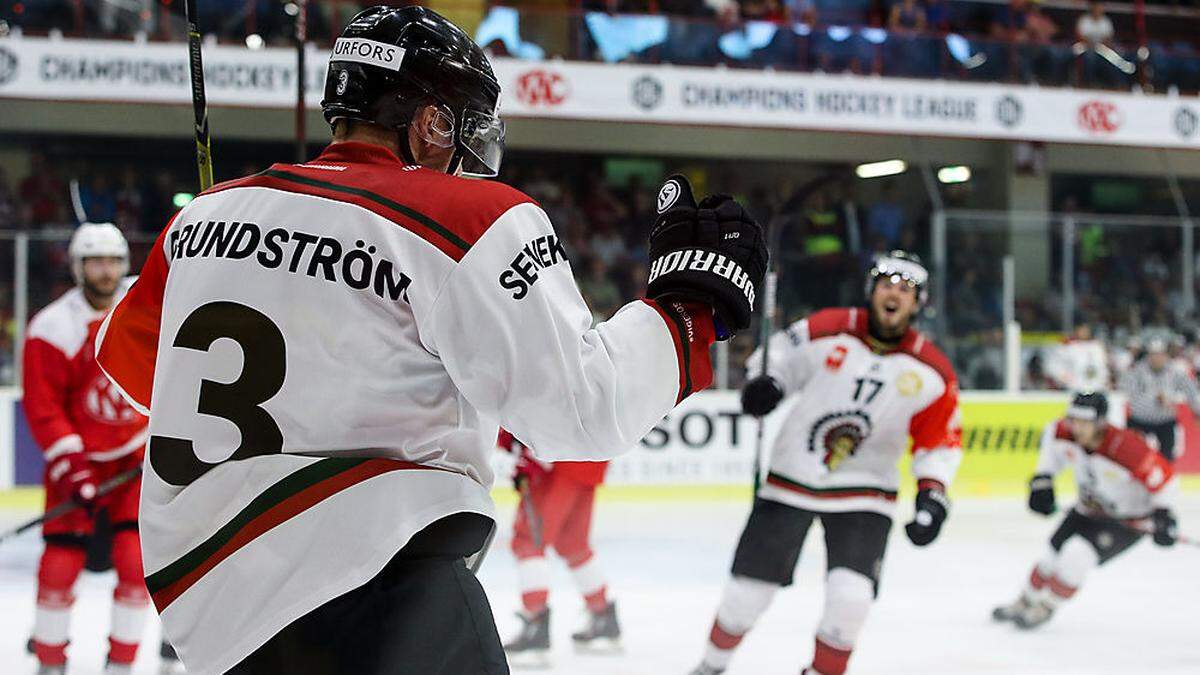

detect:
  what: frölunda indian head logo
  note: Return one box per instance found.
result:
[631,75,663,111]
[0,46,18,87]
[995,95,1023,129]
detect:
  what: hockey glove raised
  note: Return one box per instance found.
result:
[1028,474,1056,515]
[905,481,949,546]
[647,175,768,339]
[1152,508,1178,547]
[47,451,98,512]
[741,376,785,417]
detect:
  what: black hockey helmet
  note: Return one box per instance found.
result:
[865,250,929,307]
[1067,391,1108,421]
[321,5,504,177]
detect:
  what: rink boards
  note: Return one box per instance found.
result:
[3,386,1194,495]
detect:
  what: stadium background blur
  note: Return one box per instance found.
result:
[1,0,1200,442]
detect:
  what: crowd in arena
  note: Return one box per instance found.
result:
[2,146,1199,391]
[3,0,1199,90]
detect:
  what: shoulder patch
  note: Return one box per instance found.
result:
[905,337,957,386]
[202,164,535,263]
[806,307,860,340]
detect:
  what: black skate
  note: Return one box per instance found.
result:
[688,663,725,675]
[35,665,66,675]
[1014,601,1055,630]
[992,596,1032,622]
[503,608,551,669]
[571,601,622,653]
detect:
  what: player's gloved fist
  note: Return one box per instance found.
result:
[1027,474,1056,515]
[905,481,949,546]
[47,451,98,511]
[1151,507,1178,547]
[646,174,768,340]
[741,376,784,417]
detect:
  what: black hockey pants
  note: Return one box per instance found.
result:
[226,512,508,675]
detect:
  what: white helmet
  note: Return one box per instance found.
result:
[69,222,129,285]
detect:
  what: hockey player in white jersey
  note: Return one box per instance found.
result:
[992,391,1178,629]
[691,251,962,675]
[93,6,767,674]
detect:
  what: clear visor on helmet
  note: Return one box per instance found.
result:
[458,109,505,178]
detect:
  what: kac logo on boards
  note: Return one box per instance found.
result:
[0,46,18,86]
[1077,100,1123,134]
[631,74,663,111]
[514,69,569,107]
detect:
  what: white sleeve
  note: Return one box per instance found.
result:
[1035,421,1069,476]
[744,319,815,394]
[425,202,714,462]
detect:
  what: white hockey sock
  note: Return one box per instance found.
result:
[815,568,874,653]
[34,591,73,648]
[110,583,149,654]
[1044,537,1099,607]
[569,555,608,610]
[517,556,552,615]
[702,575,779,670]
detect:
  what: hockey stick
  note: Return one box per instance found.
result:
[68,178,88,223]
[184,0,214,191]
[0,467,143,547]
[750,212,785,494]
[466,523,496,574]
[516,478,544,549]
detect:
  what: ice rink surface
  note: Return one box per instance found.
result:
[1,493,1198,674]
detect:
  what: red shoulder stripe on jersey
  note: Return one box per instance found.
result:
[205,170,473,261]
[1100,428,1175,492]
[144,458,445,611]
[805,307,861,340]
[766,472,898,501]
[1054,419,1073,441]
[904,337,957,385]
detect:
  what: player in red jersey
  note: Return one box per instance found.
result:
[497,429,619,666]
[24,223,149,675]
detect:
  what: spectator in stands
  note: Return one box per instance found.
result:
[865,182,907,250]
[0,167,18,228]
[18,153,65,227]
[889,0,927,33]
[794,189,851,307]
[114,166,145,232]
[578,256,623,320]
[1023,1,1064,83]
[740,0,786,22]
[887,0,933,77]
[1076,0,1117,87]
[79,174,117,224]
[783,0,817,25]
[924,0,951,33]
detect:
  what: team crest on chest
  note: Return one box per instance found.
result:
[825,345,849,371]
[896,370,923,397]
[808,410,873,471]
[85,374,140,424]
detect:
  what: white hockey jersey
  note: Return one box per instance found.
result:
[1046,338,1110,392]
[1036,419,1176,519]
[750,307,962,517]
[94,142,715,674]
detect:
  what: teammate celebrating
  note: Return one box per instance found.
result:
[94,6,767,674]
[24,223,149,675]
[691,251,962,675]
[498,429,619,665]
[992,391,1178,629]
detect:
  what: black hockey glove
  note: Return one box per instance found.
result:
[646,175,768,340]
[741,376,785,417]
[1027,474,1056,516]
[905,482,949,547]
[1152,508,1178,547]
